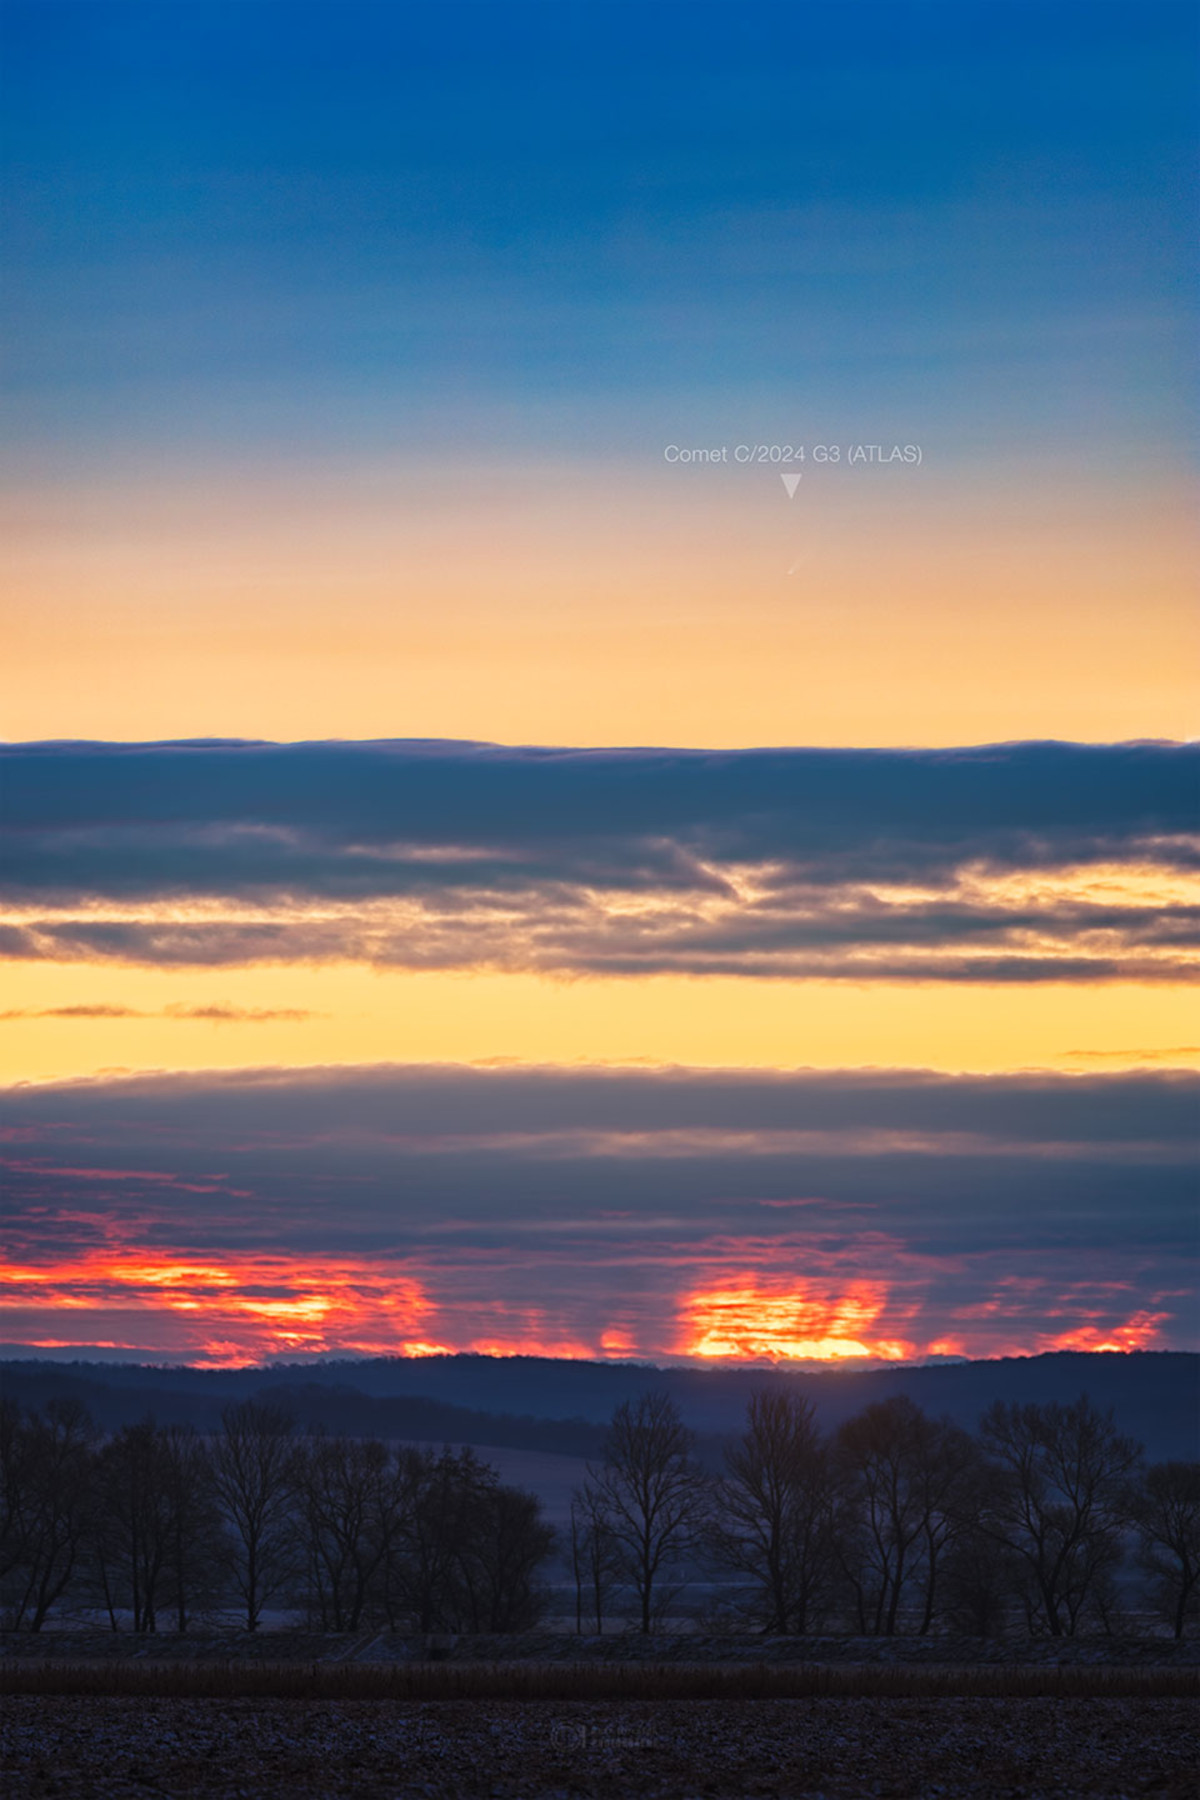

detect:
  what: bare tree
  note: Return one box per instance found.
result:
[833,1396,929,1636]
[1129,1461,1200,1639]
[1,1398,33,1610]
[587,1391,707,1634]
[3,1401,94,1632]
[569,1482,620,1635]
[159,1424,224,1634]
[92,1418,221,1632]
[95,1418,174,1631]
[210,1400,297,1631]
[979,1394,1141,1637]
[390,1445,487,1633]
[295,1431,410,1631]
[3,1404,96,1634]
[909,1415,983,1635]
[457,1478,556,1633]
[940,1521,1019,1638]
[710,1389,834,1634]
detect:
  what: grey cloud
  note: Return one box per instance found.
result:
[5,1061,1196,1144]
[1,738,1194,980]
[2,737,1194,885]
[0,1066,1194,1349]
[1,902,1195,984]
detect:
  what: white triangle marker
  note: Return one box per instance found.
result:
[781,472,802,499]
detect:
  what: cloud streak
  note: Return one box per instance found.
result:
[0,1004,317,1023]
[1,739,1195,982]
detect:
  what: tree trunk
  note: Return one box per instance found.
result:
[918,1540,937,1635]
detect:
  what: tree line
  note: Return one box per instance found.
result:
[571,1390,1198,1639]
[1,1399,552,1636]
[3,1387,1196,1638]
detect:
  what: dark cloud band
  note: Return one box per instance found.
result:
[1,739,1194,980]
[1,1062,1194,1356]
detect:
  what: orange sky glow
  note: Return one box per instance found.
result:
[679,1278,914,1362]
[0,1247,1174,1368]
[3,462,1196,749]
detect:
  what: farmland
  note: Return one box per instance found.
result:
[4,1691,1195,1799]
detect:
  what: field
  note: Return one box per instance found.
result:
[4,1691,1196,1799]
[3,1654,1197,1800]
[3,1659,1197,1701]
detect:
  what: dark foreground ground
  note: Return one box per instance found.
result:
[4,1694,1198,1800]
[3,1631,1196,1665]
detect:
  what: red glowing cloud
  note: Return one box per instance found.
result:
[1037,1310,1171,1354]
[0,1061,1190,1365]
[0,1250,435,1366]
[0,1248,1178,1369]
[677,1276,914,1363]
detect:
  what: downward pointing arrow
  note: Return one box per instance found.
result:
[781,472,802,499]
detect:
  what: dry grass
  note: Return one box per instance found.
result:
[3,1658,1195,1702]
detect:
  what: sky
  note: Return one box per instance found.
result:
[1,1,1196,1366]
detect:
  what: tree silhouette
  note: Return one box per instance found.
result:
[587,1391,707,1634]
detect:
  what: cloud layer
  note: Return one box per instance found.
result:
[2,1061,1193,1365]
[2,738,1196,981]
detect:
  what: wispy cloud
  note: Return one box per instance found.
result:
[0,1003,318,1023]
[0,1004,142,1020]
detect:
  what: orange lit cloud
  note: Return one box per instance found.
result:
[4,858,1196,985]
[942,1276,1176,1361]
[678,1276,914,1363]
[0,1242,1183,1367]
[0,1250,433,1366]
[1,1059,1192,1364]
[467,1336,596,1361]
[1038,1310,1171,1354]
[1,1247,626,1366]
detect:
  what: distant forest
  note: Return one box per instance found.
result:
[3,1384,1197,1639]
[3,1348,1197,1460]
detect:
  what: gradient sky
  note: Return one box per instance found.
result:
[1,2,1196,1365]
[4,0,1196,743]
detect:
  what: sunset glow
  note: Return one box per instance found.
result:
[2,958,1198,1089]
[679,1279,914,1363]
[0,1223,1181,1368]
[1039,1311,1172,1355]
[4,464,1195,750]
[0,1250,434,1364]
[2,1,1195,1375]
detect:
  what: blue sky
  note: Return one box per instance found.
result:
[5,0,1195,466]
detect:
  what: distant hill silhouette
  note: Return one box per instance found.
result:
[1,1350,1195,1462]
